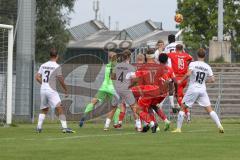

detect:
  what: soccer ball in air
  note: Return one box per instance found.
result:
[175,13,183,23]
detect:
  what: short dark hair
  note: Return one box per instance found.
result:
[122,50,131,61]
[50,48,58,58]
[168,34,175,43]
[176,44,183,51]
[158,53,168,64]
[197,48,206,58]
[146,48,155,55]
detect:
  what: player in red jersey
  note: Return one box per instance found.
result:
[168,44,192,121]
[137,50,176,132]
[110,51,157,133]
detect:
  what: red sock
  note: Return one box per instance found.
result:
[149,113,156,123]
[156,109,167,121]
[118,112,125,122]
[139,111,154,123]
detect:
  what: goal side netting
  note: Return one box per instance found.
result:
[0,24,13,125]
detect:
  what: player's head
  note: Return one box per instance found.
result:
[146,48,155,62]
[156,40,164,50]
[158,53,168,64]
[197,48,206,59]
[50,48,59,60]
[136,54,145,64]
[176,44,183,53]
[108,51,117,62]
[168,34,175,44]
[122,50,131,63]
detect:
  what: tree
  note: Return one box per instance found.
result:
[36,0,76,62]
[0,0,17,25]
[177,0,240,54]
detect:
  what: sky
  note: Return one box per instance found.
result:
[69,0,178,31]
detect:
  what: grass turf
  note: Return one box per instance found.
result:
[0,118,240,160]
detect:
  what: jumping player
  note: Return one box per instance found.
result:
[35,48,75,133]
[114,54,145,130]
[109,50,158,132]
[79,52,117,127]
[137,50,173,132]
[172,48,224,133]
[163,34,182,109]
[168,44,192,121]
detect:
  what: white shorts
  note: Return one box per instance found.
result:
[182,88,211,108]
[112,89,136,107]
[40,89,61,110]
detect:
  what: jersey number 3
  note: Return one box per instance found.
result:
[43,70,50,83]
[196,72,205,84]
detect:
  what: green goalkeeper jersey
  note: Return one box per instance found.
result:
[98,62,115,94]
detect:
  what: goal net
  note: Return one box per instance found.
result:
[0,24,13,125]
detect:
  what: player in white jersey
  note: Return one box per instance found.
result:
[164,34,182,53]
[172,48,224,133]
[35,48,75,133]
[103,50,143,131]
[154,40,165,63]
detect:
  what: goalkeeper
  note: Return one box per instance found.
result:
[79,52,119,127]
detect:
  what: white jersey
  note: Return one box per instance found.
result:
[188,61,213,90]
[154,49,172,67]
[38,61,62,91]
[164,42,181,53]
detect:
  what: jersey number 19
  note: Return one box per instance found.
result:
[196,71,205,84]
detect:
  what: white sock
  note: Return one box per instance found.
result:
[105,118,111,128]
[164,119,170,123]
[59,114,67,129]
[135,119,142,129]
[187,112,191,121]
[177,111,185,129]
[149,121,155,127]
[169,95,174,107]
[119,121,122,124]
[37,113,46,129]
[209,111,222,128]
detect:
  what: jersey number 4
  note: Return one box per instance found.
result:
[196,71,205,84]
[43,70,50,83]
[118,72,124,82]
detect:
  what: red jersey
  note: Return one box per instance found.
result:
[168,52,192,76]
[134,63,170,98]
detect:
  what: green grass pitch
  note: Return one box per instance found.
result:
[0,118,240,160]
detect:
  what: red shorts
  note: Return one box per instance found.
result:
[131,85,160,99]
[176,76,188,98]
[138,96,165,109]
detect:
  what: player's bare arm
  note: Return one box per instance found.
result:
[206,76,215,83]
[57,75,68,97]
[35,73,42,84]
[178,69,192,84]
[111,72,116,80]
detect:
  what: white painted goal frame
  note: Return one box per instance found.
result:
[0,24,13,125]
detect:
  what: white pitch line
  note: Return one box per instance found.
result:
[46,132,138,141]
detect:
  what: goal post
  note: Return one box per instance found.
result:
[0,24,13,125]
